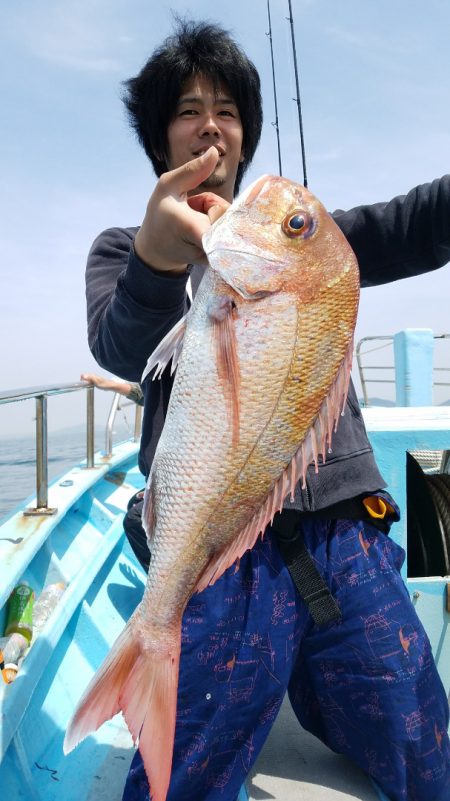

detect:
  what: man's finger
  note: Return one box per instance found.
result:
[188,192,230,219]
[207,205,228,224]
[160,147,220,196]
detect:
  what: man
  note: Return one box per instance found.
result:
[85,20,450,801]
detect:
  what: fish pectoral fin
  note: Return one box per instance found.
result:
[212,300,241,448]
[141,314,188,382]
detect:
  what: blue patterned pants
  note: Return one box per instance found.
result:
[123,510,450,801]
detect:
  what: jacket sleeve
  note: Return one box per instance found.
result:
[85,226,190,382]
[332,175,450,287]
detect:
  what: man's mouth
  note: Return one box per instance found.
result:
[193,145,225,158]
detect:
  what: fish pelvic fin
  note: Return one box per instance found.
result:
[211,298,241,449]
[194,339,354,594]
[141,314,188,383]
[64,617,181,801]
[142,480,155,546]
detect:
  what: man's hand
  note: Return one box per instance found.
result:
[134,147,230,274]
[80,372,132,397]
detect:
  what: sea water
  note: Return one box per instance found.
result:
[0,421,135,520]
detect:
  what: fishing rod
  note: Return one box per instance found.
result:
[286,0,308,187]
[266,0,283,176]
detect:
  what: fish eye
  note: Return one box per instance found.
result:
[281,209,315,238]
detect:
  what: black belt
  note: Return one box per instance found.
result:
[271,506,354,628]
[271,496,391,626]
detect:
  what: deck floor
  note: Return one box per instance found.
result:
[82,699,383,801]
[248,699,382,801]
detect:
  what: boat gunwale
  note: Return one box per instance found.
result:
[0,440,140,610]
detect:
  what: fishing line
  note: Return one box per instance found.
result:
[286,0,308,187]
[266,0,283,176]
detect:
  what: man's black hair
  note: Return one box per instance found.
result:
[122,20,262,194]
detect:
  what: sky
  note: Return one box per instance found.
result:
[1,0,450,436]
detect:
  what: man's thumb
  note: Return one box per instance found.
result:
[167,146,220,195]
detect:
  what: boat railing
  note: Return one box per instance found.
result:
[0,382,142,515]
[356,333,450,407]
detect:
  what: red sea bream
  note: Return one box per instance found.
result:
[64,175,360,801]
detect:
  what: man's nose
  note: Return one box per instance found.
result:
[199,115,220,137]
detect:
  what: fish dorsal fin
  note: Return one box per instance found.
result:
[193,339,354,594]
[141,314,188,382]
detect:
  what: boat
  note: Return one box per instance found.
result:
[0,328,449,801]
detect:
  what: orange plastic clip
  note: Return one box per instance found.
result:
[362,495,395,520]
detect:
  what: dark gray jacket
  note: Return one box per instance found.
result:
[85,176,450,511]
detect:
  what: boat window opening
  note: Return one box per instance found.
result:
[356,333,450,408]
[406,448,450,579]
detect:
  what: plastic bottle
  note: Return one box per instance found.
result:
[4,583,34,643]
[32,582,66,634]
[0,634,28,684]
[0,633,29,664]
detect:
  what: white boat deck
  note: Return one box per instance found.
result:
[248,699,384,801]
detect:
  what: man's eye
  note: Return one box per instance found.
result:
[179,109,197,116]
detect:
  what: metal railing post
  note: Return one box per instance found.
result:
[355,339,370,407]
[0,381,142,517]
[134,404,142,443]
[36,395,48,507]
[105,393,121,458]
[86,386,95,467]
[355,336,395,407]
[24,394,57,515]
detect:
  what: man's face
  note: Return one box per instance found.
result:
[166,74,244,202]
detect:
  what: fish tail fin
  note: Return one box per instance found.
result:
[64,618,181,801]
[130,643,180,801]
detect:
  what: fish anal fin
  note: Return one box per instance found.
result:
[141,315,188,383]
[194,516,263,595]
